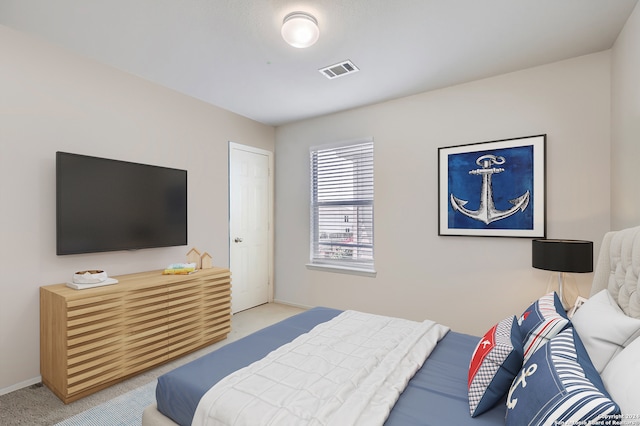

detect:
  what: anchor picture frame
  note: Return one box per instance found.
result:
[438,134,546,238]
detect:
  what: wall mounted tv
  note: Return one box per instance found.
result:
[56,152,187,255]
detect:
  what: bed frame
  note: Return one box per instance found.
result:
[143,397,182,425]
[590,226,640,319]
[143,225,640,425]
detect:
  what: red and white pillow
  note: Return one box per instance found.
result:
[468,292,571,417]
[468,316,523,417]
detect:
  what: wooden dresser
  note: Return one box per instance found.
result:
[40,267,231,403]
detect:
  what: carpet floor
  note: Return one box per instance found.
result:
[0,303,304,426]
[53,381,156,426]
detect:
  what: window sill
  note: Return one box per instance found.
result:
[305,263,377,278]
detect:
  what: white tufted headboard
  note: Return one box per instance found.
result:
[591,225,640,319]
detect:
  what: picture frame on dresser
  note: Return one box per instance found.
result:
[438,134,546,238]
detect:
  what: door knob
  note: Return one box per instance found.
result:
[234,237,243,243]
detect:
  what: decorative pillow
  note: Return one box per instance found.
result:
[601,333,640,414]
[468,316,523,417]
[572,289,640,373]
[505,328,621,426]
[518,292,569,362]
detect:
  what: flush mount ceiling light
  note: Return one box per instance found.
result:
[281,12,319,48]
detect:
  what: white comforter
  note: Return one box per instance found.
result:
[192,310,450,426]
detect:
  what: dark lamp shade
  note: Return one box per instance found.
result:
[532,239,593,273]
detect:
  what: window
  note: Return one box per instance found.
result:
[309,138,374,273]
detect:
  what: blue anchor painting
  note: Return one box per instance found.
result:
[449,146,533,229]
[448,146,533,230]
[439,134,546,237]
[450,154,530,225]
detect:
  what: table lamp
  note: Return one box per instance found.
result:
[532,239,593,309]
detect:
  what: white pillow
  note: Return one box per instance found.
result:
[571,289,640,373]
[601,334,640,414]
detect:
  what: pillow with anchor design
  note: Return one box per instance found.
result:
[468,316,523,417]
[505,327,620,426]
[517,292,570,362]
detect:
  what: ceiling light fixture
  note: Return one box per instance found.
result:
[281,12,319,48]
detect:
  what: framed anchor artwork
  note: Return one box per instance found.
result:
[438,134,546,237]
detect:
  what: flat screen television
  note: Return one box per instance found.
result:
[56,152,187,255]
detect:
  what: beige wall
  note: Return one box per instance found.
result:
[274,52,611,336]
[0,26,275,393]
[611,2,640,230]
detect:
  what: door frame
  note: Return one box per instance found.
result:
[228,141,275,308]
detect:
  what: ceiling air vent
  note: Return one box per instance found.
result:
[319,60,359,79]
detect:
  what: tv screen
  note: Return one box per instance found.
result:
[56,152,187,255]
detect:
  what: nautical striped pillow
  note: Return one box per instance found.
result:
[505,328,621,426]
[518,292,569,362]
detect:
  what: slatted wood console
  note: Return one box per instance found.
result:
[40,267,231,403]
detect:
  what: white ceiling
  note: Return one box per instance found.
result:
[1,0,637,126]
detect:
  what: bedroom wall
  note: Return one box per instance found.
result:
[0,26,275,393]
[274,52,611,336]
[611,1,640,230]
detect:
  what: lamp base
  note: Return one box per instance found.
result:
[545,272,579,310]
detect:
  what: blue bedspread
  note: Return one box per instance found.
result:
[156,307,506,425]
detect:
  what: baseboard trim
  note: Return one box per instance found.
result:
[0,375,42,396]
[272,299,313,310]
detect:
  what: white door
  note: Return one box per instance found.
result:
[229,142,272,313]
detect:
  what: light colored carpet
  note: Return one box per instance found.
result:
[54,381,156,426]
[0,303,305,426]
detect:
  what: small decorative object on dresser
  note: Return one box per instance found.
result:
[65,269,119,290]
[186,247,202,269]
[201,252,213,269]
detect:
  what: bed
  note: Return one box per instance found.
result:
[143,225,640,425]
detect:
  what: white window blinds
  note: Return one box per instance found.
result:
[310,138,374,271]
